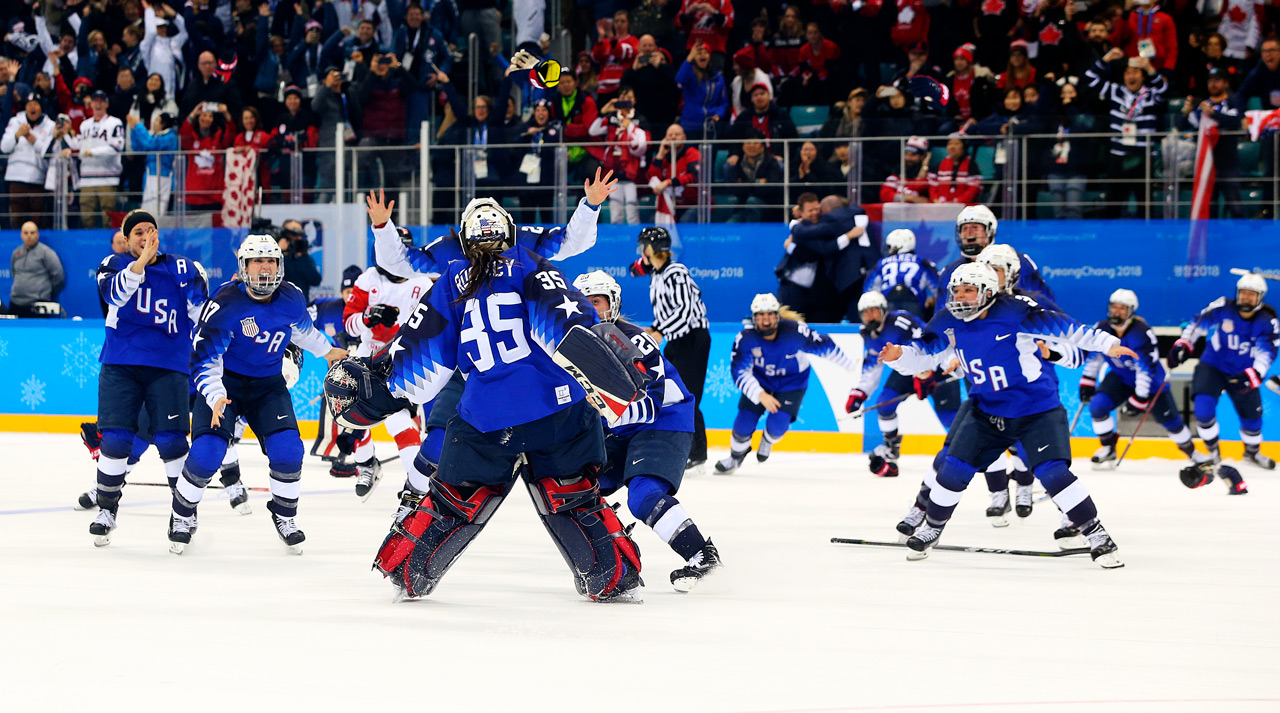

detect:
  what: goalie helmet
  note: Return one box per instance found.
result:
[237,233,284,296]
[1108,289,1139,325]
[751,293,781,315]
[573,270,622,322]
[946,263,1000,321]
[955,204,998,256]
[459,197,516,252]
[1236,272,1267,313]
[885,229,916,255]
[976,243,1021,294]
[532,58,562,89]
[323,357,408,430]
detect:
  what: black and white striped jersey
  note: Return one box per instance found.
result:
[648,261,709,341]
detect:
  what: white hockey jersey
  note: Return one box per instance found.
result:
[72,114,126,187]
[343,267,435,357]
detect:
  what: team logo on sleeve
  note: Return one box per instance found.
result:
[1221,320,1233,334]
[240,316,261,337]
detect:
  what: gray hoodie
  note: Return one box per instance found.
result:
[10,241,65,307]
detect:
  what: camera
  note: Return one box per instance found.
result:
[202,101,220,113]
[616,100,633,109]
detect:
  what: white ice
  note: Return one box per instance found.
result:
[2,432,1276,713]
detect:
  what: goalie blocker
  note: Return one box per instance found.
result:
[553,322,652,424]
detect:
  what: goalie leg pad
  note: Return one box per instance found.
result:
[552,324,652,424]
[524,468,643,601]
[373,479,510,598]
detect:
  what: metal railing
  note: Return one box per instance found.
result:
[1,128,1274,229]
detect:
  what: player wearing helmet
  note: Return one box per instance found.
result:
[938,204,1054,300]
[864,228,940,318]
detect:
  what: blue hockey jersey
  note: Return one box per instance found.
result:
[385,245,600,432]
[1178,299,1278,376]
[309,297,349,347]
[97,252,207,374]
[373,199,600,278]
[940,252,1054,302]
[866,254,939,308]
[858,310,925,394]
[191,281,334,406]
[1083,316,1165,399]
[890,295,1119,418]
[730,319,858,402]
[607,320,694,437]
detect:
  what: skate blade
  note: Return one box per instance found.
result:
[594,587,644,604]
[987,514,1010,528]
[671,567,719,594]
[1057,535,1088,550]
[1243,458,1276,471]
[233,503,252,516]
[905,548,930,561]
[1092,460,1118,471]
[75,501,98,512]
[284,543,304,555]
[391,588,420,604]
[169,541,187,555]
[92,534,111,547]
[896,532,911,544]
[1094,552,1125,569]
[1015,507,1033,518]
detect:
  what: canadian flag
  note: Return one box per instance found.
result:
[221,149,259,228]
[1190,115,1218,221]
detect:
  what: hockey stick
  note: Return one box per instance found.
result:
[1228,268,1278,279]
[1107,379,1168,471]
[129,482,272,493]
[838,372,964,421]
[1069,402,1086,434]
[830,537,1090,557]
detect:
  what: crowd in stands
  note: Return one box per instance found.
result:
[1,0,1279,228]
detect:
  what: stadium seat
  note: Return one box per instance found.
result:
[1247,96,1263,112]
[928,146,947,170]
[789,105,829,137]
[1239,140,1262,177]
[973,146,997,182]
[713,150,729,182]
[879,63,898,85]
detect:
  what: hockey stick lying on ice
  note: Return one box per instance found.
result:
[838,372,964,421]
[1097,379,1168,471]
[830,537,1090,557]
[127,456,402,492]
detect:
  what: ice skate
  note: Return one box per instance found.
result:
[684,457,707,473]
[269,505,305,554]
[905,523,941,560]
[393,487,426,524]
[1082,520,1124,569]
[714,449,750,474]
[671,540,722,593]
[986,489,1011,527]
[224,481,252,515]
[1091,443,1117,470]
[895,506,925,542]
[76,487,99,511]
[355,457,383,501]
[872,434,901,462]
[1054,524,1087,550]
[168,511,198,555]
[1241,446,1276,470]
[89,507,117,547]
[756,439,773,463]
[1014,484,1034,518]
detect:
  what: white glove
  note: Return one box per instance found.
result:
[510,49,539,71]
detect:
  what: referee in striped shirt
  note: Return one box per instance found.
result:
[631,226,711,468]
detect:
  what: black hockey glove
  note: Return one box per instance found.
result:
[1078,377,1096,402]
[364,303,400,328]
[1167,338,1193,369]
[1119,395,1148,418]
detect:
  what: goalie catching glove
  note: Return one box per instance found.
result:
[553,322,652,425]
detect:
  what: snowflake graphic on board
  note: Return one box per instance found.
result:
[61,332,101,388]
[291,372,325,421]
[705,359,738,404]
[20,375,47,410]
[0,339,8,358]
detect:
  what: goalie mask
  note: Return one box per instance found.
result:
[237,233,285,296]
[323,357,410,429]
[573,270,622,322]
[459,198,516,252]
[946,263,999,321]
[1108,289,1139,326]
[1236,272,1267,314]
[976,243,1021,294]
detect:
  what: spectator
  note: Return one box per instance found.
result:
[676,0,735,62]
[879,135,930,203]
[592,9,639,103]
[179,103,234,213]
[109,67,140,122]
[777,193,826,318]
[1086,49,1167,217]
[139,0,188,101]
[512,98,563,223]
[729,47,772,120]
[1,94,56,229]
[343,20,384,69]
[441,70,514,191]
[291,19,345,97]
[676,40,729,140]
[34,15,79,79]
[974,86,1033,136]
[426,0,461,45]
[621,35,679,128]
[788,140,839,192]
[632,0,679,50]
[278,219,322,301]
[784,194,874,322]
[312,67,361,201]
[72,90,126,229]
[270,86,320,201]
[251,15,291,118]
[773,6,805,77]
[75,15,114,89]
[1074,18,1115,77]
[32,70,61,123]
[9,221,64,317]
[1237,36,1280,214]
[720,127,784,221]
[551,71,604,182]
[646,122,701,223]
[973,0,1021,71]
[459,1,502,93]
[827,142,853,183]
[891,41,939,86]
[929,135,982,204]
[1214,2,1262,65]
[778,22,840,107]
[128,111,179,216]
[742,17,776,77]
[234,106,274,197]
[572,51,600,96]
[1032,0,1084,82]
[1041,78,1098,219]
[889,0,930,57]
[590,88,649,224]
[1109,0,1178,75]
[112,230,128,253]
[54,73,93,132]
[1180,68,1245,217]
[118,24,148,84]
[820,87,869,148]
[46,114,81,203]
[136,72,180,129]
[942,45,995,134]
[355,52,417,190]
[392,5,452,86]
[181,50,243,119]
[997,40,1038,91]
[729,83,798,155]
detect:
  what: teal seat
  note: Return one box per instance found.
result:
[973,146,997,181]
[928,146,947,171]
[1247,96,1263,112]
[879,63,898,85]
[1239,140,1262,177]
[713,150,729,182]
[789,105,829,137]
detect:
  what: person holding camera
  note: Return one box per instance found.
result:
[277,220,321,302]
[179,102,234,213]
[589,87,649,224]
[1085,48,1168,217]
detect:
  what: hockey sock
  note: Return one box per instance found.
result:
[1163,421,1194,457]
[387,410,423,478]
[1092,414,1116,438]
[927,456,977,526]
[1195,416,1220,453]
[1096,430,1118,448]
[1089,394,1115,425]
[219,461,242,487]
[265,431,305,517]
[408,451,436,493]
[630,476,706,561]
[153,431,189,490]
[174,435,226,517]
[354,430,375,463]
[128,435,149,465]
[728,430,752,457]
[731,409,759,450]
[761,428,784,449]
[983,451,1009,493]
[1008,454,1033,486]
[878,414,900,441]
[1241,426,1263,453]
[1034,460,1098,527]
[96,429,134,510]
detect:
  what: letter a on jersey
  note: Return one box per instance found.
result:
[241,316,260,337]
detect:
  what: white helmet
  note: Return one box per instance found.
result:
[751,293,781,315]
[1108,288,1139,325]
[955,204,998,256]
[237,234,284,296]
[946,263,1000,321]
[572,270,622,322]
[976,243,1020,293]
[1237,272,1268,314]
[857,290,887,314]
[459,197,516,251]
[885,229,916,255]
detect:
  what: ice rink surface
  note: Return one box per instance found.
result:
[2,432,1276,713]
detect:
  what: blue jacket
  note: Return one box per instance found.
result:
[131,124,180,179]
[675,60,728,134]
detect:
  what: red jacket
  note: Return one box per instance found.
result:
[591,34,639,96]
[879,172,930,203]
[929,155,982,204]
[792,39,841,80]
[1110,7,1179,72]
[590,115,649,183]
[647,144,701,212]
[889,0,930,51]
[180,120,232,206]
[233,128,275,192]
[555,90,605,161]
[676,0,734,54]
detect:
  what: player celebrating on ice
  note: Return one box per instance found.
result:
[850,290,960,476]
[325,190,648,603]
[864,229,940,318]
[176,235,348,555]
[574,270,723,591]
[1081,289,1199,468]
[716,294,860,474]
[1168,272,1278,470]
[879,263,1137,569]
[87,210,208,546]
[938,204,1053,300]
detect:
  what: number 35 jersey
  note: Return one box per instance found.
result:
[97,252,207,374]
[386,245,600,433]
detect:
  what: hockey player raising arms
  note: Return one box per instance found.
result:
[175,235,347,555]
[880,264,1137,569]
[325,190,649,602]
[1168,273,1278,470]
